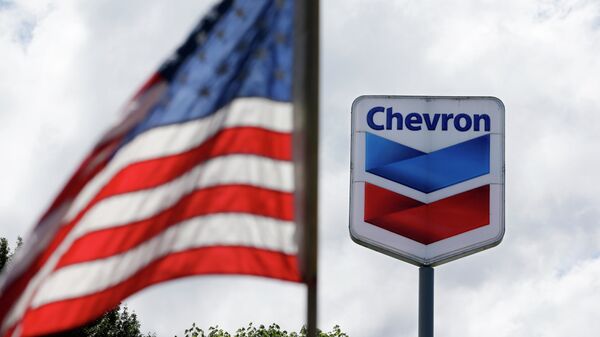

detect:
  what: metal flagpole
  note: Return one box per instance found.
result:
[419,266,434,337]
[293,0,319,336]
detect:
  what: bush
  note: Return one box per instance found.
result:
[177,323,348,337]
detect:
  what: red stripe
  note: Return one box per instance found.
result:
[133,73,163,99]
[365,183,490,244]
[20,247,301,337]
[57,185,294,268]
[2,325,15,337]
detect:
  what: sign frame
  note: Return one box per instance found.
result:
[349,95,505,266]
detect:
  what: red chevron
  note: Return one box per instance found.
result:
[364,183,489,244]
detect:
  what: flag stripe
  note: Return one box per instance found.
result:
[57,185,294,268]
[21,247,299,337]
[64,97,293,223]
[32,213,297,308]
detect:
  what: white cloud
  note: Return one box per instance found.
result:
[1,0,600,336]
[437,256,600,337]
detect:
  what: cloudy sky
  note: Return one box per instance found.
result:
[2,0,600,336]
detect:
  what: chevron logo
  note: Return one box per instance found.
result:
[364,133,491,244]
[350,96,504,265]
[365,133,490,193]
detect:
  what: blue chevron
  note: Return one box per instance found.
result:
[365,133,490,193]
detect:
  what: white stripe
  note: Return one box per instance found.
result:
[65,97,292,223]
[31,214,297,308]
[73,155,292,237]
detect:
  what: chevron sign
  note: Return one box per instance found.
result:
[350,96,505,266]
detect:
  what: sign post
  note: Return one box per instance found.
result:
[419,266,434,337]
[349,96,505,335]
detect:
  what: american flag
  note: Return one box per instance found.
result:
[0,0,302,336]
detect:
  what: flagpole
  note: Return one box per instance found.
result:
[293,0,319,336]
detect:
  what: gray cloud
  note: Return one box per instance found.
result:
[0,1,55,49]
[13,18,36,47]
[0,0,14,11]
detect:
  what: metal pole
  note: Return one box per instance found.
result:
[293,1,319,337]
[419,266,434,337]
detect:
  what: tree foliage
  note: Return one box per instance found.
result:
[50,305,155,337]
[177,323,348,337]
[0,236,22,272]
[0,237,9,272]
